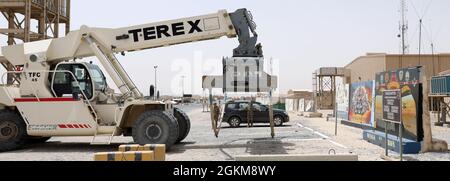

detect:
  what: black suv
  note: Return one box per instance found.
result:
[222,101,290,128]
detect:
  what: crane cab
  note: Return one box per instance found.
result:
[51,62,107,101]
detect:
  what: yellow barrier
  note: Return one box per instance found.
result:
[118,144,166,161]
[94,151,154,161]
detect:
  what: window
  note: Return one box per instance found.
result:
[227,103,237,110]
[52,64,93,99]
[238,103,249,111]
[75,68,85,80]
[54,71,69,84]
[89,66,107,91]
[252,103,267,112]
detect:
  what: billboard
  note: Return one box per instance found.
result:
[349,81,375,126]
[336,83,350,120]
[375,67,423,141]
[382,90,402,123]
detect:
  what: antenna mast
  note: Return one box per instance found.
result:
[399,0,409,54]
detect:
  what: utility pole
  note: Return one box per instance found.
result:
[431,43,435,74]
[181,75,185,104]
[418,19,423,64]
[397,0,408,161]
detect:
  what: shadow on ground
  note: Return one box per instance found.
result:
[220,124,293,129]
[245,138,292,155]
[172,137,295,160]
[10,142,125,153]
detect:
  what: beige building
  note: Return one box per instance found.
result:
[287,90,313,100]
[285,90,314,112]
[345,53,450,83]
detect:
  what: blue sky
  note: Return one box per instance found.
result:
[4,0,450,96]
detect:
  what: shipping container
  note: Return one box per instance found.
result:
[431,75,450,95]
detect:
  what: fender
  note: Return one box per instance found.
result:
[117,102,169,129]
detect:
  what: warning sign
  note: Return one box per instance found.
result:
[382,90,401,123]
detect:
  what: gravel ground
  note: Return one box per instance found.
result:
[167,105,350,161]
[0,104,351,161]
[1,104,448,161]
[297,111,450,161]
[404,114,450,161]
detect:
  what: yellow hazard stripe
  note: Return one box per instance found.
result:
[94,151,155,161]
[118,144,166,161]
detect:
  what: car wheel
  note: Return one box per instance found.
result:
[273,116,284,127]
[228,117,241,128]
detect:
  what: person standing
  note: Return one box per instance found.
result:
[213,103,220,130]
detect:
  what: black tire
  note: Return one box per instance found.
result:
[228,116,241,128]
[132,110,179,149]
[174,108,191,144]
[274,115,284,127]
[26,136,51,144]
[0,110,27,152]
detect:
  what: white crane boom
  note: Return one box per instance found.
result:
[1,8,263,99]
[2,9,261,65]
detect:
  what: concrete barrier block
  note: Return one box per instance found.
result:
[118,144,166,161]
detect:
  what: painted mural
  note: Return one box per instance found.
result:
[349,81,375,126]
[375,67,423,141]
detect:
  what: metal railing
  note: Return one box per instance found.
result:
[33,0,68,17]
[0,0,69,17]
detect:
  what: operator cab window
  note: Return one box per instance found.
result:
[87,64,107,92]
[52,64,94,100]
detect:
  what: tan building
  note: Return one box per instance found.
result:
[287,89,313,100]
[345,53,450,83]
[284,90,314,112]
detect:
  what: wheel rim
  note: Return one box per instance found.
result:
[0,121,18,141]
[145,124,162,140]
[274,117,283,126]
[230,118,240,127]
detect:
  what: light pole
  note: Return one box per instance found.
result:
[154,65,158,100]
[181,75,185,104]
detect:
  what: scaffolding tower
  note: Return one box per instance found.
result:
[313,67,347,115]
[0,0,71,83]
